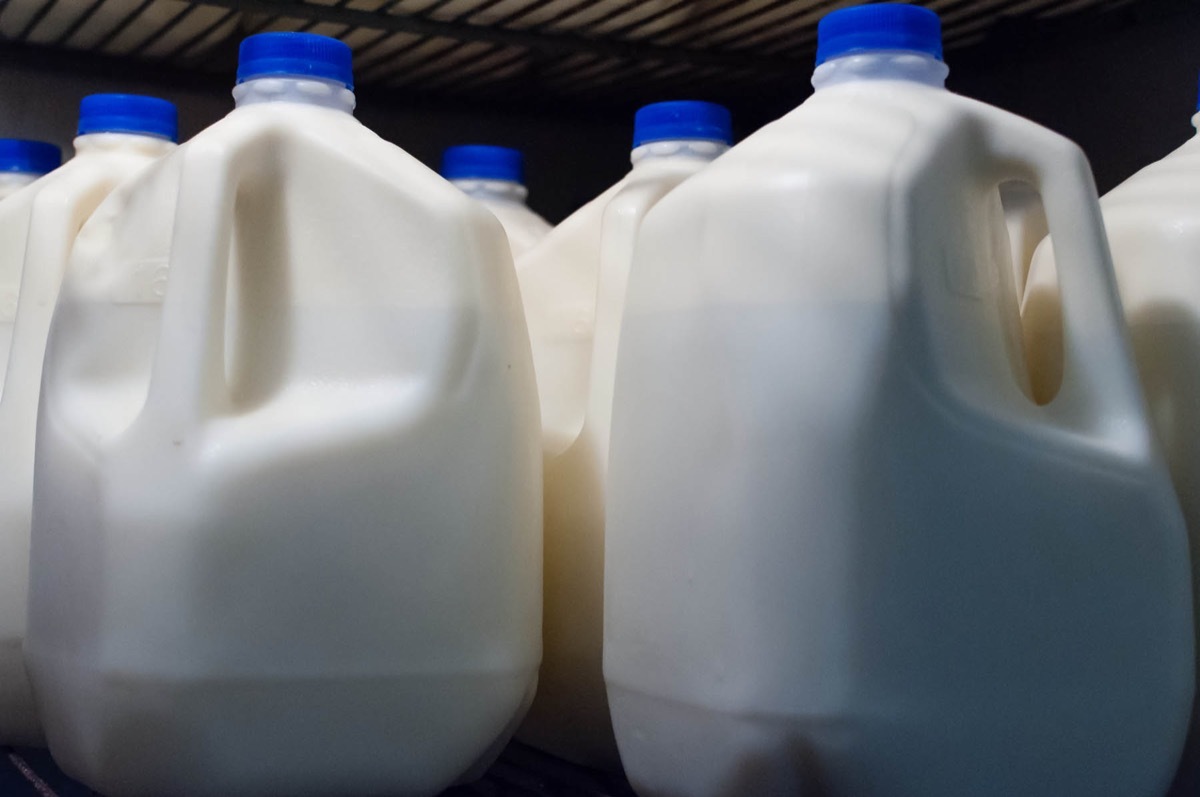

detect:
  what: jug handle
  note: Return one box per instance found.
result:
[972,113,1147,438]
[140,138,239,435]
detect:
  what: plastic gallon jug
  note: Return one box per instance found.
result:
[0,140,61,201]
[603,6,1194,797]
[26,33,541,797]
[514,100,731,769]
[1024,78,1200,797]
[442,145,551,258]
[0,95,177,747]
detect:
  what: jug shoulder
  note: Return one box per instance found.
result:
[192,108,481,221]
[1103,135,1200,216]
[0,157,108,262]
[516,178,626,289]
[0,154,96,220]
[25,152,163,216]
[708,83,1076,190]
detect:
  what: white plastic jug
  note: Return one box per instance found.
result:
[26,33,541,797]
[0,140,61,202]
[1024,81,1200,797]
[604,6,1194,797]
[0,98,176,747]
[442,145,551,258]
[0,0,237,59]
[513,101,730,768]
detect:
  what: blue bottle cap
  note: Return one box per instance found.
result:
[632,101,733,148]
[237,32,354,90]
[816,4,943,66]
[441,145,524,184]
[77,94,179,142]
[0,139,61,175]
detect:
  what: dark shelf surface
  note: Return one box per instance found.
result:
[0,741,638,796]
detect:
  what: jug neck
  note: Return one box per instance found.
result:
[812,51,948,91]
[72,131,177,157]
[452,178,528,206]
[233,76,357,113]
[630,139,729,168]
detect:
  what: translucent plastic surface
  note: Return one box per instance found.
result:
[606,64,1194,797]
[453,179,552,258]
[1025,111,1200,797]
[514,138,726,768]
[0,132,175,746]
[26,84,542,797]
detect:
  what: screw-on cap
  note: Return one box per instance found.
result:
[441,145,524,184]
[77,94,179,142]
[633,101,733,148]
[237,32,354,90]
[0,139,61,175]
[816,4,943,66]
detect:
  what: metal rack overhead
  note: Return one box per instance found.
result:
[0,0,1149,108]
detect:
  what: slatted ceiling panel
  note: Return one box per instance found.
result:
[1044,0,1138,16]
[687,0,826,48]
[420,44,528,87]
[7,0,238,54]
[356,32,428,73]
[708,5,824,51]
[0,0,1153,106]
[563,1,676,36]
[722,7,832,51]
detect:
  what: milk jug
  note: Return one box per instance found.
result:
[0,140,60,201]
[1025,78,1200,797]
[442,145,551,258]
[515,101,731,769]
[603,6,1194,797]
[0,95,177,747]
[26,33,541,797]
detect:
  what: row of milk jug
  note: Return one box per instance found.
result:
[518,5,1199,797]
[0,6,1195,797]
[0,33,544,797]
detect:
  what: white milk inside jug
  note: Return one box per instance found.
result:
[1024,84,1200,797]
[0,140,60,202]
[604,6,1194,797]
[0,0,238,59]
[514,101,730,769]
[1001,180,1048,296]
[0,97,176,748]
[26,33,541,797]
[442,145,551,258]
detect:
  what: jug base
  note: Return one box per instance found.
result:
[0,638,43,746]
[29,650,535,797]
[608,683,839,797]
